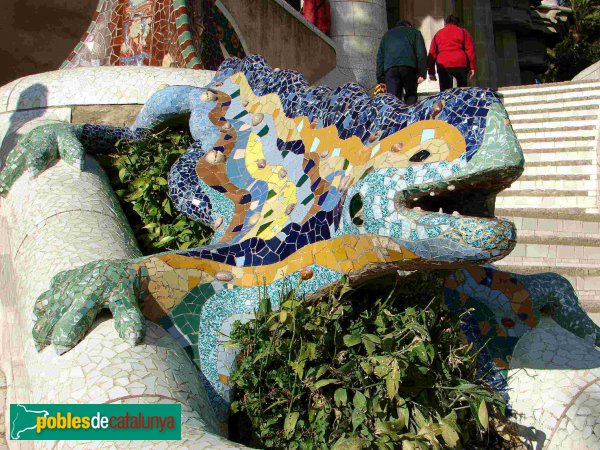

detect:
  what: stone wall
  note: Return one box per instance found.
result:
[219,0,336,83]
[0,0,97,86]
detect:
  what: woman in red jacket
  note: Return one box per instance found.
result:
[302,0,331,35]
[427,15,476,91]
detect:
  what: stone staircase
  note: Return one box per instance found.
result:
[495,79,600,312]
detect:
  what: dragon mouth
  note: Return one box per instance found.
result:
[400,166,522,220]
[405,188,496,218]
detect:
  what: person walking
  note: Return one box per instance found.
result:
[302,0,331,35]
[427,15,476,91]
[376,20,427,105]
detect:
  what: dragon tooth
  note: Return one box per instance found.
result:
[448,185,456,191]
[452,211,461,216]
[430,192,436,197]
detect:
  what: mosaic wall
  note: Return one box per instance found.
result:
[62,0,245,70]
[1,56,599,447]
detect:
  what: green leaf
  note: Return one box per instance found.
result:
[353,391,367,411]
[163,198,172,216]
[334,388,348,406]
[362,337,376,355]
[344,334,361,347]
[279,310,288,323]
[402,441,417,450]
[351,408,366,431]
[439,420,460,448]
[283,411,299,437]
[126,189,144,201]
[311,378,338,391]
[363,334,381,344]
[478,399,489,431]
[156,176,168,185]
[360,361,373,375]
[374,364,390,378]
[385,359,400,399]
[332,436,363,450]
[258,295,272,318]
[155,235,175,248]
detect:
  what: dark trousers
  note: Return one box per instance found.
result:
[285,0,301,10]
[437,66,468,91]
[384,66,418,105]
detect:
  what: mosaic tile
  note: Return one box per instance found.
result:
[61,0,245,71]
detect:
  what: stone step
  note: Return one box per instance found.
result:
[498,79,600,95]
[514,126,598,140]
[496,207,600,221]
[524,149,596,162]
[511,119,599,130]
[496,192,596,209]
[518,136,596,150]
[499,85,600,100]
[508,111,599,124]
[517,232,600,247]
[511,176,595,191]
[501,90,600,105]
[523,163,596,177]
[523,165,596,177]
[506,103,599,117]
[505,215,600,237]
[501,95,600,109]
[521,145,596,154]
[497,245,600,266]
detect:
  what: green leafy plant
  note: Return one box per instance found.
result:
[98,129,212,255]
[228,273,516,449]
[544,0,600,81]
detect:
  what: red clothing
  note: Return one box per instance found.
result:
[302,0,331,35]
[427,24,476,76]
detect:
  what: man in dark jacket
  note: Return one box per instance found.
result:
[376,20,427,105]
[427,15,476,91]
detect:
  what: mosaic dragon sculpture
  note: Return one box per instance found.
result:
[1,56,598,422]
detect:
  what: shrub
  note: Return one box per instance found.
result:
[98,129,212,255]
[228,273,515,449]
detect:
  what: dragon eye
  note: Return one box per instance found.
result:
[409,149,431,162]
[349,193,364,226]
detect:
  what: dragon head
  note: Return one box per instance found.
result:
[339,88,524,267]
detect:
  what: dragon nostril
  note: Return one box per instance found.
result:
[349,193,364,226]
[409,149,431,162]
